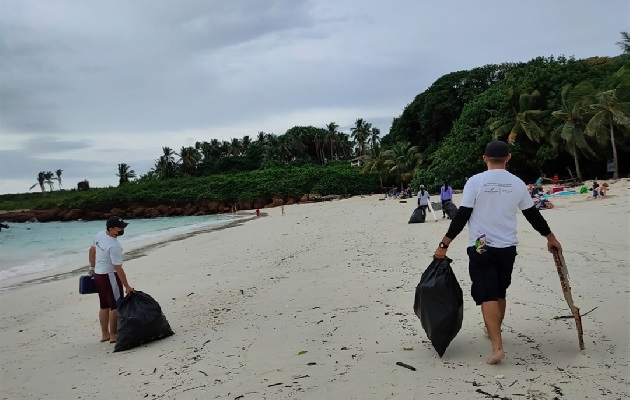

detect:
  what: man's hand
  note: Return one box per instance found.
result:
[125,286,135,295]
[546,234,562,254]
[434,247,448,259]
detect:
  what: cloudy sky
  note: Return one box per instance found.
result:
[0,0,627,194]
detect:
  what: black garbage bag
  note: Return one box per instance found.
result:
[413,257,463,357]
[114,291,174,352]
[443,200,459,219]
[408,207,426,223]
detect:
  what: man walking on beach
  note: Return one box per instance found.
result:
[89,216,134,343]
[433,140,562,365]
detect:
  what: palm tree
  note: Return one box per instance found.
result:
[369,127,381,149]
[43,171,56,191]
[360,143,389,188]
[550,83,596,181]
[616,31,630,54]
[384,142,421,191]
[178,146,201,175]
[29,171,46,195]
[153,146,177,178]
[242,135,251,155]
[229,138,242,156]
[337,133,354,159]
[116,163,137,185]
[55,169,63,188]
[351,118,371,156]
[489,88,545,144]
[585,88,630,179]
[325,122,339,161]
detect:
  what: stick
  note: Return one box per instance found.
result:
[551,249,585,350]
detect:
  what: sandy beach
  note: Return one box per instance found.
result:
[1,181,628,399]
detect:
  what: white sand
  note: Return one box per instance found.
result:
[1,181,628,399]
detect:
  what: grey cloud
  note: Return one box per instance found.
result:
[0,0,627,194]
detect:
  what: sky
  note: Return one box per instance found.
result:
[0,0,628,194]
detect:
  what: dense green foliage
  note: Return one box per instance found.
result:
[14,39,630,211]
[0,164,379,211]
[393,55,630,192]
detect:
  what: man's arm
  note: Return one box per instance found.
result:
[114,264,134,294]
[88,246,96,274]
[521,206,563,253]
[434,206,473,258]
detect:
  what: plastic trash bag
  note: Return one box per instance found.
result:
[408,207,426,223]
[413,257,463,357]
[114,291,174,352]
[443,200,458,219]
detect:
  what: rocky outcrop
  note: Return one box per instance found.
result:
[0,193,352,223]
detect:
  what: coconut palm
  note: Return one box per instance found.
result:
[55,169,63,188]
[369,127,381,149]
[489,88,545,144]
[29,171,46,195]
[43,171,56,191]
[325,122,339,161]
[178,146,201,175]
[550,83,596,181]
[384,142,421,191]
[242,135,251,155]
[153,146,177,178]
[360,143,388,188]
[116,163,137,185]
[585,88,630,179]
[616,31,630,54]
[351,118,371,156]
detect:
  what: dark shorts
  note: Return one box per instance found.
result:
[94,273,124,310]
[467,246,517,305]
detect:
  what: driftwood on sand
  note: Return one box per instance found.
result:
[552,249,585,350]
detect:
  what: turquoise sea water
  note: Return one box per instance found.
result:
[0,214,244,288]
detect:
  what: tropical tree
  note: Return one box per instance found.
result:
[153,146,178,178]
[384,142,421,190]
[116,163,137,185]
[550,83,596,181]
[325,122,339,161]
[351,118,371,156]
[489,88,545,144]
[55,169,63,188]
[585,88,630,179]
[616,31,630,54]
[178,146,201,175]
[29,171,46,195]
[359,143,389,188]
[43,171,56,191]
[229,138,242,156]
[368,127,381,149]
[242,135,251,155]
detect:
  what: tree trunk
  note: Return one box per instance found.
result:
[610,123,619,179]
[574,153,583,182]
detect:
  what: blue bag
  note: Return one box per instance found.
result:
[79,275,97,294]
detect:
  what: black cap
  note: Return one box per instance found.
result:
[485,140,510,158]
[106,216,128,229]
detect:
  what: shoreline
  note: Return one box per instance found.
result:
[0,213,258,291]
[0,189,628,399]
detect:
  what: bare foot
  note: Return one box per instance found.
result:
[487,349,505,365]
[109,335,117,344]
[100,336,110,343]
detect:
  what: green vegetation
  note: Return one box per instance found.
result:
[7,34,630,212]
[0,164,379,211]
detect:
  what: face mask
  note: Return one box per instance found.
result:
[116,229,125,237]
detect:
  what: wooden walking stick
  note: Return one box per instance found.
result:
[551,249,585,350]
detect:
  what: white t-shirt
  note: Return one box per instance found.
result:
[417,190,430,206]
[460,169,533,248]
[92,230,123,274]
